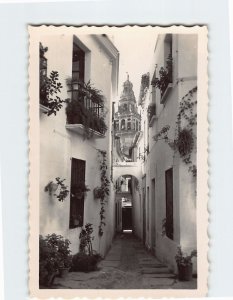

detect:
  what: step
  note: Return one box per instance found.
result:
[141,267,171,274]
[142,277,175,288]
[139,263,167,268]
[142,273,176,279]
[100,261,120,267]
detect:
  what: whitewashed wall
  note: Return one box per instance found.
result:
[39,34,117,257]
[134,34,198,271]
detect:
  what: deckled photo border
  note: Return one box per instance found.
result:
[28,25,208,299]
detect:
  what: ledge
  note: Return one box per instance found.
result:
[160,83,173,104]
[65,124,105,138]
[149,115,157,127]
[40,104,50,113]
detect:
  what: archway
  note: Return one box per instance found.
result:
[114,174,141,236]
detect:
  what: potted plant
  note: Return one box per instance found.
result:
[154,54,173,98]
[39,234,72,286]
[72,182,90,200]
[58,255,73,278]
[175,246,197,281]
[71,223,101,272]
[93,187,105,199]
[44,177,69,201]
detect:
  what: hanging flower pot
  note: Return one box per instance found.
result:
[93,187,104,199]
[44,181,58,195]
[72,182,90,200]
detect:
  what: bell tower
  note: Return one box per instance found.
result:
[114,74,141,161]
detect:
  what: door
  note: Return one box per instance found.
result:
[122,206,132,230]
[151,178,156,250]
[142,191,146,244]
[165,168,174,239]
[69,158,86,229]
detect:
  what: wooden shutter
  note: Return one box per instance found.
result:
[69,158,86,229]
[165,168,174,239]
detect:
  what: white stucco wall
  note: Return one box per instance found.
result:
[133,34,198,272]
[39,34,117,257]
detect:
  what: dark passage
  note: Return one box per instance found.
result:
[122,206,132,230]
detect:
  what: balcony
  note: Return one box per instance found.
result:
[66,81,107,139]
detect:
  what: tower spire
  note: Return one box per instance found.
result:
[126,72,129,81]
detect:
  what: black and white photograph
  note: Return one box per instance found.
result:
[29,25,208,298]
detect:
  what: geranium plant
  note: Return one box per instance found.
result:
[175,246,197,266]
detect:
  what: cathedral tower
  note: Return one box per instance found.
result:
[114,75,141,161]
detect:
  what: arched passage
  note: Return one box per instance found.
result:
[114,172,142,237]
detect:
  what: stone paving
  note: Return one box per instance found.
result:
[53,232,197,289]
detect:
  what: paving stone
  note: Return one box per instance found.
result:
[143,273,176,279]
[142,277,175,288]
[139,263,166,268]
[51,233,178,289]
[141,267,171,274]
[101,261,120,267]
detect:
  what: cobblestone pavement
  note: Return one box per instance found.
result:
[53,232,197,289]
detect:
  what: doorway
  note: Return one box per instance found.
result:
[122,206,132,230]
[151,178,156,251]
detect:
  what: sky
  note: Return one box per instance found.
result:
[112,31,157,104]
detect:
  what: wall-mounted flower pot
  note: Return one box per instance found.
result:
[93,187,101,199]
[177,263,193,281]
[44,181,58,195]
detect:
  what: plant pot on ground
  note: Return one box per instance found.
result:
[39,234,72,286]
[71,252,101,272]
[177,263,193,281]
[58,254,73,278]
[70,223,102,272]
[175,246,197,281]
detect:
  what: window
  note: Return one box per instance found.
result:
[67,40,105,133]
[69,158,86,229]
[164,34,172,65]
[115,120,119,131]
[71,43,85,102]
[164,34,173,84]
[121,119,125,130]
[72,43,85,82]
[165,168,174,239]
[39,43,48,106]
[127,118,131,130]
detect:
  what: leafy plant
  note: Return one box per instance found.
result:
[72,182,90,198]
[54,177,69,202]
[71,223,101,272]
[154,54,173,96]
[71,252,101,272]
[39,234,72,286]
[95,149,110,236]
[153,87,197,177]
[175,246,197,266]
[79,223,94,255]
[41,71,68,116]
[66,79,108,139]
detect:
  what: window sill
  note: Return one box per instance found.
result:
[40,104,50,113]
[160,83,173,104]
[66,124,105,138]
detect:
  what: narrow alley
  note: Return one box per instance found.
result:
[53,232,197,289]
[37,29,201,294]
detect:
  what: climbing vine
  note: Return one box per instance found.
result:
[153,86,197,177]
[95,149,110,236]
